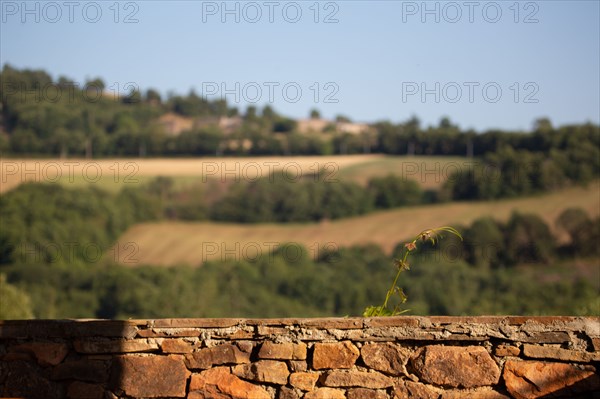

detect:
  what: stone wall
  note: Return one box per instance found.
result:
[0,316,598,399]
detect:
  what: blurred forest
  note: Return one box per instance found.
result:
[1,65,599,319]
[1,182,598,319]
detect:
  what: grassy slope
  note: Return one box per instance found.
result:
[109,181,600,267]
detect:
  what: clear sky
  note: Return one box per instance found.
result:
[1,0,599,131]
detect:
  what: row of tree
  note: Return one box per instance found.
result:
[210,172,424,223]
[2,65,599,164]
[441,142,598,200]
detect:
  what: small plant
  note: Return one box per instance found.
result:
[363,226,462,317]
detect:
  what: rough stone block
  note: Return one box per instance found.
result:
[322,370,393,388]
[494,344,520,357]
[233,360,290,385]
[441,388,510,399]
[9,342,68,366]
[411,345,500,388]
[159,338,193,353]
[185,343,251,369]
[110,355,189,397]
[304,387,346,399]
[348,388,388,399]
[503,360,600,399]
[312,341,359,369]
[523,344,600,362]
[393,380,439,399]
[289,360,307,372]
[259,341,307,360]
[361,342,411,376]
[289,372,319,391]
[189,367,270,399]
[278,386,301,399]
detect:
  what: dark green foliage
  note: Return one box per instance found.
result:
[556,208,600,257]
[462,218,504,268]
[211,172,373,223]
[1,184,596,319]
[504,212,555,265]
[442,146,573,201]
[0,183,159,266]
[167,128,222,156]
[368,175,423,208]
[3,232,597,319]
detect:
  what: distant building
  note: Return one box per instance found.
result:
[336,122,370,135]
[217,116,243,134]
[157,113,195,135]
[297,118,331,134]
[297,118,371,135]
[157,113,242,136]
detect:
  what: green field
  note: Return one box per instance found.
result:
[109,181,600,267]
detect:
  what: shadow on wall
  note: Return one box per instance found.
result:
[0,319,145,398]
[538,376,600,399]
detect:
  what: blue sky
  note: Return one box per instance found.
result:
[1,0,599,131]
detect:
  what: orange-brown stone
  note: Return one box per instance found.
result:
[233,360,290,384]
[494,344,520,357]
[160,338,194,353]
[322,370,394,388]
[289,372,319,391]
[348,388,388,399]
[393,380,438,399]
[258,341,306,360]
[185,343,251,369]
[304,387,345,399]
[503,360,600,399]
[189,367,270,399]
[312,341,359,369]
[441,388,510,399]
[411,345,500,388]
[361,342,411,376]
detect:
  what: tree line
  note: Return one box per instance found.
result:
[1,65,598,165]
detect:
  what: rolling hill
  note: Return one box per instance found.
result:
[108,181,600,267]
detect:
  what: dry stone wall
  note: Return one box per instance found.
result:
[0,316,599,399]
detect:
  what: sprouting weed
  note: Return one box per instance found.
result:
[363,226,462,317]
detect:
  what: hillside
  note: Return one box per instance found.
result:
[109,181,600,266]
